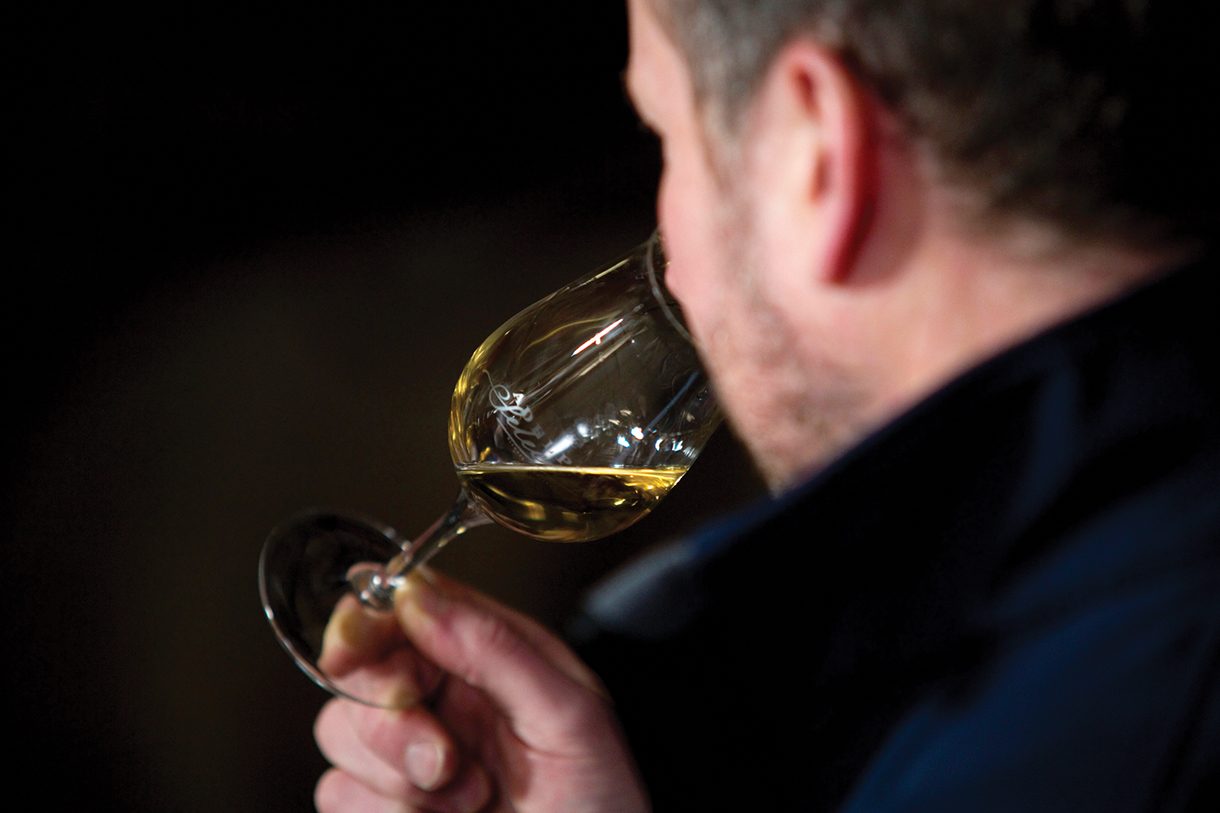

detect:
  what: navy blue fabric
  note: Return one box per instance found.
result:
[571,256,1220,811]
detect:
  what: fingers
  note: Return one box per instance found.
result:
[320,570,604,712]
[423,569,611,701]
[393,569,617,753]
[316,698,458,793]
[315,700,417,798]
[316,571,646,813]
[316,769,411,813]
[315,698,493,813]
[316,769,491,813]
[320,594,444,709]
[321,594,409,676]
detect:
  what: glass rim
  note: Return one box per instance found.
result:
[644,230,694,344]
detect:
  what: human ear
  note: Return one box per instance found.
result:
[746,38,876,285]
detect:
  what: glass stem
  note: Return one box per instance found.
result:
[352,490,490,611]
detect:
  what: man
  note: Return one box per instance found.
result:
[314,1,1220,810]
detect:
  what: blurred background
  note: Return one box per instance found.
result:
[6,4,765,811]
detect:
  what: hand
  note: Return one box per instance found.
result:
[313,568,650,813]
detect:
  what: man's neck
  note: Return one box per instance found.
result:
[773,182,1193,493]
[877,207,1193,422]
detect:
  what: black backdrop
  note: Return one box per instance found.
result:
[6,4,765,811]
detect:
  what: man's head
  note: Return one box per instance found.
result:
[648,0,1216,247]
[626,0,1211,491]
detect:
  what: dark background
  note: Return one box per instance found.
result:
[6,5,765,810]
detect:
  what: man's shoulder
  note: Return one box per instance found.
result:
[843,545,1220,812]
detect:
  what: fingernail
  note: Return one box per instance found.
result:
[405,741,443,791]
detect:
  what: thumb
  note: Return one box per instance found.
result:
[393,569,613,752]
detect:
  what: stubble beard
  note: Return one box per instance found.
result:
[700,190,874,495]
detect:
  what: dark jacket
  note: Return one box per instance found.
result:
[572,256,1220,811]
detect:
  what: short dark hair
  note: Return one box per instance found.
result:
[653,0,1217,247]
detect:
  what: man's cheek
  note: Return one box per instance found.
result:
[657,173,706,306]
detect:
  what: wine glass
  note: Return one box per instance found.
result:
[259,232,720,708]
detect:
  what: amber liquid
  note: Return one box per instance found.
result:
[455,464,687,542]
